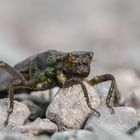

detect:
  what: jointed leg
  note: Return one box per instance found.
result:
[4,79,37,126]
[87,74,121,114]
[80,82,100,117]
[0,61,25,80]
[4,79,23,126]
[63,79,100,116]
[0,61,50,125]
[106,78,115,113]
[0,61,26,126]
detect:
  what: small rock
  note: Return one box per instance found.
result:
[22,100,44,121]
[94,82,110,106]
[112,69,140,96]
[94,80,123,107]
[90,122,134,140]
[14,93,30,102]
[16,118,58,135]
[125,88,140,110]
[133,127,140,139]
[51,130,94,140]
[124,88,140,119]
[0,98,30,126]
[0,131,50,140]
[15,94,49,120]
[30,87,59,102]
[46,82,100,131]
[84,106,138,133]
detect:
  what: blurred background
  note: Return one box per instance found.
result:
[1,0,140,96]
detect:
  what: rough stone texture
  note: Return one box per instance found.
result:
[0,98,30,126]
[16,118,58,135]
[51,130,94,140]
[46,82,100,131]
[84,106,138,133]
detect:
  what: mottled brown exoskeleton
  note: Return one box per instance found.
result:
[0,50,121,126]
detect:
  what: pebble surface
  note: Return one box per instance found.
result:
[0,72,140,140]
[46,82,100,130]
[0,98,30,127]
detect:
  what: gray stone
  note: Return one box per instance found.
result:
[124,88,140,119]
[51,130,94,140]
[94,82,110,106]
[30,87,59,102]
[90,122,134,140]
[0,131,50,140]
[46,82,100,131]
[133,128,140,139]
[111,69,140,97]
[84,106,138,133]
[15,118,58,135]
[0,98,30,127]
[94,80,124,107]
[22,100,44,121]
[125,88,140,109]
